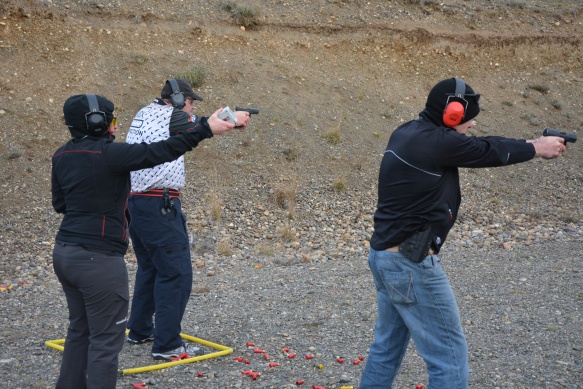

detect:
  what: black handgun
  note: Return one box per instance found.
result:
[542,128,577,144]
[235,107,259,115]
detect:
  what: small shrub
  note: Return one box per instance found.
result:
[323,129,341,145]
[206,166,223,223]
[382,109,393,119]
[506,1,526,9]
[550,99,562,110]
[528,83,549,94]
[561,215,580,224]
[174,64,207,89]
[7,147,23,160]
[271,185,296,211]
[209,193,222,222]
[257,243,275,256]
[519,113,540,126]
[222,1,259,28]
[132,54,148,64]
[277,224,297,243]
[217,238,232,256]
[332,177,347,192]
[282,147,300,161]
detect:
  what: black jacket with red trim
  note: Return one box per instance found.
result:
[51,121,212,255]
[370,116,536,254]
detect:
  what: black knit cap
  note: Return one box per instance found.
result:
[63,94,115,138]
[420,78,480,127]
[161,79,203,101]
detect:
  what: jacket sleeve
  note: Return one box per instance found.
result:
[436,130,536,168]
[168,109,207,136]
[104,121,213,173]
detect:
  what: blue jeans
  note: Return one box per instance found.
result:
[360,248,468,389]
[127,195,193,353]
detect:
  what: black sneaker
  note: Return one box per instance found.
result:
[152,343,204,360]
[127,334,154,345]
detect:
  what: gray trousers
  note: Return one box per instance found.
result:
[53,242,129,389]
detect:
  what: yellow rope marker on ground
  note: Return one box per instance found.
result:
[45,331,233,375]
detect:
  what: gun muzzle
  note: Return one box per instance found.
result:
[235,107,259,115]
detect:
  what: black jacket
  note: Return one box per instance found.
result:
[370,116,536,253]
[51,121,212,255]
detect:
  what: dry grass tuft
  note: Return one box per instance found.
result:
[283,147,300,161]
[174,64,207,89]
[217,238,233,256]
[271,180,297,212]
[207,166,224,223]
[331,177,347,192]
[528,83,549,94]
[256,242,275,256]
[277,223,297,243]
[323,128,341,144]
[222,1,260,28]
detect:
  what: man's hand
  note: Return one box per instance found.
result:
[234,110,251,130]
[529,136,566,159]
[208,107,236,135]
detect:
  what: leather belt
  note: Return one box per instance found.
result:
[130,189,180,198]
[386,245,435,255]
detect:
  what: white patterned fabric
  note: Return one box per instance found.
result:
[126,101,185,192]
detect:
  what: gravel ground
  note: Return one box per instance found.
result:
[1,160,582,389]
[1,223,581,388]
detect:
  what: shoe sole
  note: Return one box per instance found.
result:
[127,337,154,345]
[152,354,174,361]
[151,348,203,360]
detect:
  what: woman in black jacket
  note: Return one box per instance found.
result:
[51,94,239,389]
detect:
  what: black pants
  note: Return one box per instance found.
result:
[53,242,129,389]
[126,195,193,353]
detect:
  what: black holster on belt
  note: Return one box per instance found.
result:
[398,224,433,263]
[161,188,175,215]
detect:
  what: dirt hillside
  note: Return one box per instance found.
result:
[1,0,582,213]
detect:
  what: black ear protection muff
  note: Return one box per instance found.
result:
[85,94,108,134]
[443,78,468,127]
[168,79,186,109]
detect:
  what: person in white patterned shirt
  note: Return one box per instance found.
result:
[125,79,250,361]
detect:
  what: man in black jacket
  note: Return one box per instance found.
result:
[51,94,238,389]
[359,78,566,389]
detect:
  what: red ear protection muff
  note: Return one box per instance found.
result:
[443,78,467,127]
[443,101,465,127]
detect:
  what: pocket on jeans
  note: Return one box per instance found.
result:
[381,270,418,305]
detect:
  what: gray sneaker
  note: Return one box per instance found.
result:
[127,334,154,345]
[152,343,204,360]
